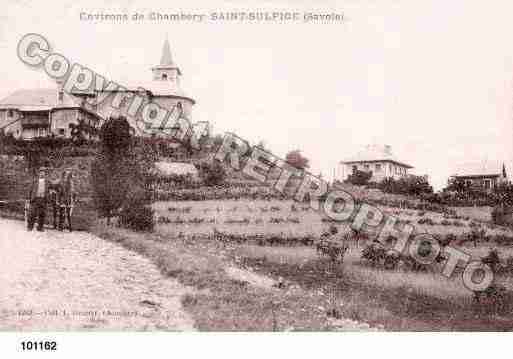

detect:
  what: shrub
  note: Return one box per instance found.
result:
[285,149,310,170]
[482,249,501,273]
[197,159,227,186]
[442,233,459,246]
[417,217,436,225]
[378,175,433,196]
[119,194,155,232]
[346,170,372,186]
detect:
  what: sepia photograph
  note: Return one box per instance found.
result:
[1,0,513,356]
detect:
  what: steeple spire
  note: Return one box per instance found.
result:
[152,36,182,80]
[160,37,174,66]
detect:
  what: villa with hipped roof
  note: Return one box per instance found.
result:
[338,144,414,182]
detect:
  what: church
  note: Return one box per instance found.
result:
[0,38,195,140]
[94,37,196,135]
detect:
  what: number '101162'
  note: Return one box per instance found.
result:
[21,341,57,351]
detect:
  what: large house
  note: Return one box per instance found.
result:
[0,88,101,141]
[449,161,508,191]
[338,144,413,182]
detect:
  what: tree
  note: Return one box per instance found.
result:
[91,117,132,223]
[285,150,309,170]
[444,177,468,193]
[90,116,155,226]
[99,116,131,154]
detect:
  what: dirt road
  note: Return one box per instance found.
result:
[0,219,194,330]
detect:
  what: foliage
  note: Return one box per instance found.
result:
[118,191,155,232]
[196,159,227,186]
[379,175,433,196]
[346,170,372,186]
[285,150,309,170]
[99,116,132,155]
[91,116,155,224]
[0,173,14,199]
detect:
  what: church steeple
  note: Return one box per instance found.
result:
[152,37,181,81]
[160,38,174,66]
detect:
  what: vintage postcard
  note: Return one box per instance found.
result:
[0,0,513,355]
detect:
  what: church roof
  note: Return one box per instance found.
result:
[119,80,195,104]
[0,88,78,110]
[160,38,174,66]
[341,144,413,168]
[153,38,182,75]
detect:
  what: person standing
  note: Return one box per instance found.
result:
[27,167,49,232]
[58,170,74,232]
[48,179,62,229]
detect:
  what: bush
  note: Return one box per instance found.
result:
[346,170,372,186]
[379,176,433,196]
[0,174,15,199]
[119,194,155,232]
[197,159,227,186]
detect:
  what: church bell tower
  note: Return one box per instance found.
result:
[152,37,182,84]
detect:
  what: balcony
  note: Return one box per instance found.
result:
[20,114,50,128]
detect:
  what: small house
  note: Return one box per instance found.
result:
[449,161,508,191]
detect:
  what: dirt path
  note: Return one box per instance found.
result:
[0,219,194,330]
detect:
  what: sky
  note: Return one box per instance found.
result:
[1,0,512,190]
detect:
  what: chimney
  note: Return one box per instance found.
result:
[384,145,392,155]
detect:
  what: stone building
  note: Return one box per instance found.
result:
[0,88,101,141]
[94,38,196,136]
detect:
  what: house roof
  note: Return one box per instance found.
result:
[0,88,78,110]
[341,144,413,168]
[451,161,505,178]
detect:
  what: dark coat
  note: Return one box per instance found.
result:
[28,177,50,201]
[58,177,74,206]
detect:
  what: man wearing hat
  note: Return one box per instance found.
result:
[27,167,50,232]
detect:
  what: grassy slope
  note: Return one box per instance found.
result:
[236,244,513,331]
[92,224,337,331]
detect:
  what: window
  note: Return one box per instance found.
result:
[7,109,13,117]
[162,73,168,80]
[484,179,491,189]
[364,164,370,171]
[375,164,382,172]
[352,165,357,173]
[58,91,64,101]
[59,128,65,136]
